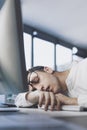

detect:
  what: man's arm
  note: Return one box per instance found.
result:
[55,93,78,110]
[15,91,78,111]
[15,91,39,107]
[37,93,78,111]
[15,91,56,111]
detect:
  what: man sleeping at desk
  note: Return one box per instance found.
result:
[15,58,87,111]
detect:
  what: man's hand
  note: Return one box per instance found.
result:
[38,92,78,111]
[55,93,78,110]
[26,91,56,111]
[26,91,78,111]
[38,91,56,111]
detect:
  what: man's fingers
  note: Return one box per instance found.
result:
[50,92,56,111]
[56,96,61,111]
[39,91,51,111]
[39,92,44,107]
[39,91,57,111]
[44,92,50,111]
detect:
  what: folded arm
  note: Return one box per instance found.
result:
[15,91,78,111]
[15,91,40,107]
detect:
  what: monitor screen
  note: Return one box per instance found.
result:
[0,0,27,97]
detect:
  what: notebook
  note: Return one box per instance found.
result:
[61,105,87,111]
[0,107,19,112]
[39,105,87,111]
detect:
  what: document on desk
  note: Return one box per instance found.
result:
[61,105,87,111]
[0,107,19,112]
[39,105,87,111]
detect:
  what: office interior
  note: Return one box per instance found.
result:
[0,0,87,130]
[22,0,87,71]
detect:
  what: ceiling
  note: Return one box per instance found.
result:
[21,0,87,54]
[0,0,87,56]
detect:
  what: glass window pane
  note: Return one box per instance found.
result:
[34,38,54,69]
[56,44,72,71]
[23,32,32,70]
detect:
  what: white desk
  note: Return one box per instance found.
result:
[0,108,87,130]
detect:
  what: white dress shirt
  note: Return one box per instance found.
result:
[66,58,87,106]
[15,91,39,107]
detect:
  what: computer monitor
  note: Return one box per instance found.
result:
[0,0,27,96]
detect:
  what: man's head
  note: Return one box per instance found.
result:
[27,66,62,94]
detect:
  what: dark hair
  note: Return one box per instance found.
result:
[26,66,45,91]
[26,66,44,77]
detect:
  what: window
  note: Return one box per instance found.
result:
[56,45,72,71]
[23,31,83,72]
[23,33,32,70]
[33,38,55,69]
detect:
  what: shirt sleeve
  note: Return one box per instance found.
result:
[15,92,34,107]
[78,95,87,106]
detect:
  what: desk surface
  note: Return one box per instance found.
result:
[20,108,87,127]
[0,108,87,130]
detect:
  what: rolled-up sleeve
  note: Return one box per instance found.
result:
[15,92,33,107]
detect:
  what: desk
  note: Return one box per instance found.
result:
[39,109,87,128]
[0,108,87,130]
